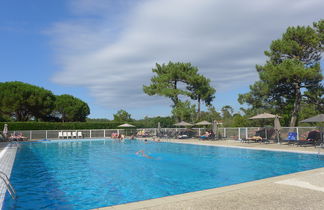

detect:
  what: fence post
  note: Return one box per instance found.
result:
[104,129,106,138]
[117,129,120,135]
[296,127,299,140]
[238,128,240,140]
[198,128,201,136]
[224,128,226,138]
[245,128,248,139]
[30,131,32,141]
[90,130,92,139]
[45,130,48,139]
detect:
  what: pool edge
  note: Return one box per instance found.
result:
[0,143,18,210]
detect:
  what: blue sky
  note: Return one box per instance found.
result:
[0,0,323,119]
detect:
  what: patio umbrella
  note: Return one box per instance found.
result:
[300,114,324,123]
[249,113,278,119]
[2,124,8,138]
[249,113,281,140]
[195,121,212,126]
[118,123,136,136]
[300,114,324,143]
[174,121,193,127]
[118,123,136,128]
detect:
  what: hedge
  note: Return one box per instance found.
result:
[0,122,145,131]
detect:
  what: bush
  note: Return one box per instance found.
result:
[0,122,133,131]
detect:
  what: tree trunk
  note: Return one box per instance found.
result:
[197,98,201,120]
[173,80,179,106]
[289,83,302,127]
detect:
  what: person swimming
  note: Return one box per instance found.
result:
[135,150,153,159]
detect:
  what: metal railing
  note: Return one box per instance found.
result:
[0,171,16,200]
[3,127,319,142]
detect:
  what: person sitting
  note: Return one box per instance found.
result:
[200,131,210,140]
[9,133,27,141]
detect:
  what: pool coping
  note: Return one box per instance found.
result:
[0,143,18,210]
[165,140,322,155]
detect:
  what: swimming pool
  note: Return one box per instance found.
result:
[3,139,324,209]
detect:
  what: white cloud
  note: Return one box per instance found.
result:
[50,0,324,108]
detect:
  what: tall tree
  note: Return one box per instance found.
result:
[187,74,215,119]
[0,81,55,121]
[171,100,196,122]
[54,94,90,122]
[143,62,199,107]
[239,20,323,127]
[113,109,133,122]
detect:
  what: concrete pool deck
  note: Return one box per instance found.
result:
[95,139,324,210]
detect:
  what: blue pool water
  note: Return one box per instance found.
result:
[3,139,324,209]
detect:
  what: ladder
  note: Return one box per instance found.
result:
[0,171,16,199]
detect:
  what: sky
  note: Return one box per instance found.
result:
[0,0,323,119]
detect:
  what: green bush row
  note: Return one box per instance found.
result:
[0,122,145,131]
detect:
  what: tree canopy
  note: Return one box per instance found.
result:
[0,81,55,121]
[143,62,216,121]
[113,109,133,122]
[54,94,90,122]
[239,20,323,126]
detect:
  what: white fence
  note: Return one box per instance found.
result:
[5,127,319,142]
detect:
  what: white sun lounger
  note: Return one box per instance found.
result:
[72,132,77,138]
[63,132,68,139]
[58,131,63,139]
[77,132,83,138]
[67,132,72,139]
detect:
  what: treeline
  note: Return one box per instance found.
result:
[143,20,324,127]
[0,81,90,122]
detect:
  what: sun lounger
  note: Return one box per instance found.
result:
[58,132,63,139]
[63,132,67,139]
[77,132,83,138]
[283,132,297,145]
[72,132,77,138]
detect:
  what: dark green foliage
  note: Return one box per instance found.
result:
[113,109,133,122]
[143,62,198,106]
[135,116,175,128]
[187,74,215,117]
[171,100,196,122]
[0,122,121,130]
[54,94,90,122]
[143,62,216,121]
[0,81,55,121]
[239,20,323,126]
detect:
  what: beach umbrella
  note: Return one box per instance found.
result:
[300,114,324,143]
[300,114,324,123]
[195,121,212,126]
[118,123,136,128]
[118,123,136,136]
[3,124,8,138]
[249,113,281,140]
[249,113,279,119]
[174,121,193,127]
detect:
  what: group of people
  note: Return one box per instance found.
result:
[9,132,27,141]
[111,132,125,140]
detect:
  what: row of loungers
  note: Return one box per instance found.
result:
[58,131,83,139]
